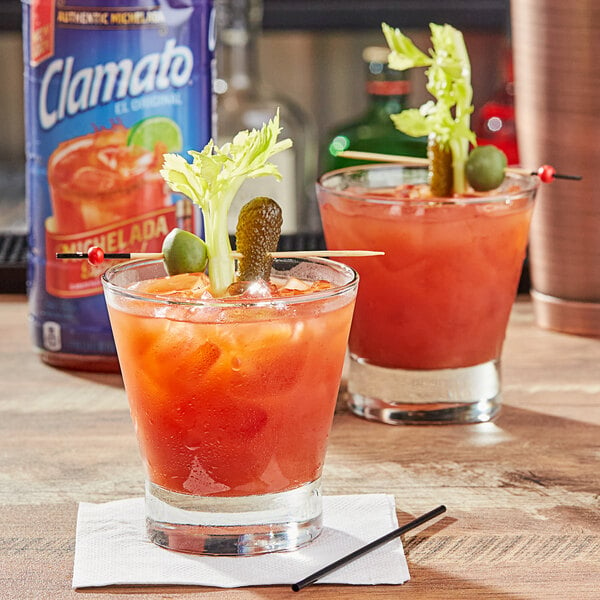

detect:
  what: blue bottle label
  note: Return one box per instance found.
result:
[23,0,214,360]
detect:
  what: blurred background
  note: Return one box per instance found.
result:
[0,0,512,287]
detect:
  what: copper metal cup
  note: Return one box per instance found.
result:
[511,0,600,335]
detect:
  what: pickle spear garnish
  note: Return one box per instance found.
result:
[236,197,283,281]
[428,137,453,197]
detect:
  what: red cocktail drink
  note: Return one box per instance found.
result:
[317,164,537,424]
[102,257,357,554]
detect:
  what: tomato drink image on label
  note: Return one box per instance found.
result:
[47,125,170,235]
[317,23,548,425]
[23,0,214,371]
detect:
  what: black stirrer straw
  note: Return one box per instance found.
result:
[291,504,447,592]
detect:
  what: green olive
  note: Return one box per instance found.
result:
[465,145,508,192]
[162,228,208,275]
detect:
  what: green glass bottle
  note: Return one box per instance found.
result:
[321,47,427,173]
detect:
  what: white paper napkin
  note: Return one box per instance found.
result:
[72,494,410,589]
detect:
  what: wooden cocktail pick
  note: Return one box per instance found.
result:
[335,150,582,182]
[56,247,383,265]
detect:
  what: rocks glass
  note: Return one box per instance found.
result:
[317,164,537,424]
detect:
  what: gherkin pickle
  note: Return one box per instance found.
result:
[236,197,283,281]
[427,136,453,197]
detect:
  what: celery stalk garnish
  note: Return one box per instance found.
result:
[160,112,292,295]
[382,23,476,194]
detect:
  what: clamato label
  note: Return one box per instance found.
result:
[23,0,214,360]
[39,39,194,130]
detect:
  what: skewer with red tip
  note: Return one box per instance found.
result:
[511,163,577,182]
[334,151,582,183]
[56,248,384,265]
[56,249,163,265]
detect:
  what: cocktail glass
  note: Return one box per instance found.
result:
[102,257,358,555]
[317,164,537,424]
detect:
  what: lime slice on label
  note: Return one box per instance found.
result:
[127,116,183,152]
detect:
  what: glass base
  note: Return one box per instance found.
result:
[145,479,323,555]
[347,356,501,424]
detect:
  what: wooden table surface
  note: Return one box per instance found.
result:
[2,295,599,599]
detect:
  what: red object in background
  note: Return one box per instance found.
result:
[475,46,519,165]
